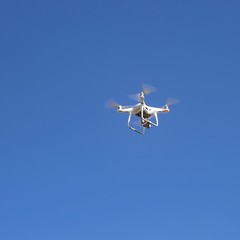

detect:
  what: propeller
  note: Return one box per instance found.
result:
[142,83,157,95]
[165,97,179,106]
[105,99,133,109]
[105,99,120,109]
[129,84,157,101]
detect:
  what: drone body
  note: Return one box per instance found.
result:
[107,85,178,134]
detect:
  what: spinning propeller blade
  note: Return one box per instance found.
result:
[165,97,179,106]
[129,84,157,101]
[128,93,141,102]
[105,99,133,109]
[142,83,157,95]
[105,99,120,109]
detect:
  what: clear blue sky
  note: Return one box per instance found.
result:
[1,1,240,239]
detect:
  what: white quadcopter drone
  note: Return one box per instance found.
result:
[106,84,178,134]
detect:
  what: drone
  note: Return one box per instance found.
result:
[106,84,178,134]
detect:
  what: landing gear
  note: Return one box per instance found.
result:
[128,113,145,135]
[128,107,159,135]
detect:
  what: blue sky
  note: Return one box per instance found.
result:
[0,1,240,239]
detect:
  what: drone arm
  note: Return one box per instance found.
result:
[158,107,170,113]
[118,107,133,113]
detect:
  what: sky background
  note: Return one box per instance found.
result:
[0,1,240,239]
